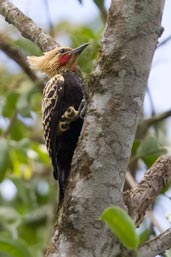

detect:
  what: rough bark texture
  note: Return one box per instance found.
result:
[1,0,170,256]
[0,34,44,89]
[124,156,171,226]
[0,0,57,52]
[45,1,165,257]
[139,228,171,257]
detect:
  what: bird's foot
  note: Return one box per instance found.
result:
[62,98,87,122]
[57,120,70,133]
[57,99,87,133]
[62,106,79,121]
[77,98,87,119]
[57,107,78,133]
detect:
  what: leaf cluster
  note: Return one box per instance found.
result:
[0,8,102,257]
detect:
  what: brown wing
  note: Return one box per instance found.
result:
[42,74,64,180]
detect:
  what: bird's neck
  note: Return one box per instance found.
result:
[49,66,81,78]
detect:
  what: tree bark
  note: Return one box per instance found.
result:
[124,156,171,225]
[0,0,57,51]
[0,0,169,256]
[45,1,165,257]
[139,228,171,257]
[0,34,44,89]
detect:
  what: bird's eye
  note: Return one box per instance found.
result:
[59,48,65,54]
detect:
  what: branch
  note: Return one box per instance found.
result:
[158,35,171,48]
[146,86,156,116]
[0,34,44,90]
[93,0,107,23]
[2,109,18,137]
[136,110,171,139]
[139,228,171,257]
[0,0,166,256]
[43,0,55,37]
[45,0,165,256]
[128,110,171,173]
[124,156,171,225]
[0,0,57,52]
[126,172,164,233]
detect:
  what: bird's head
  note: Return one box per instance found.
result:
[27,43,89,77]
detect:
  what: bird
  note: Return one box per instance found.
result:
[27,43,89,201]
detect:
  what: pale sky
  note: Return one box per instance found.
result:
[5,0,171,115]
[0,0,171,236]
[145,0,171,113]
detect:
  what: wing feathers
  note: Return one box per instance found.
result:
[42,75,64,180]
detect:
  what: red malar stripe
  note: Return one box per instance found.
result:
[58,54,71,66]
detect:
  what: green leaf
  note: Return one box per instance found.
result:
[11,177,37,209]
[10,120,27,141]
[139,227,152,243]
[0,207,21,236]
[32,143,49,164]
[131,139,140,155]
[2,92,19,117]
[70,28,101,75]
[137,135,166,156]
[9,138,31,151]
[160,182,170,194]
[93,0,105,9]
[8,139,31,173]
[16,93,30,116]
[0,238,31,257]
[0,139,10,181]
[0,207,20,224]
[14,39,41,56]
[100,206,140,249]
[17,138,31,150]
[137,135,167,168]
[23,205,48,226]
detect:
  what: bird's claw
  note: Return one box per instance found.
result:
[78,98,87,119]
[58,98,87,133]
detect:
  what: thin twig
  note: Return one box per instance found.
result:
[0,0,57,52]
[2,110,18,137]
[136,110,171,139]
[44,0,55,37]
[124,156,171,225]
[125,172,164,233]
[146,86,156,116]
[93,0,107,23]
[157,35,171,48]
[0,34,44,90]
[139,228,171,257]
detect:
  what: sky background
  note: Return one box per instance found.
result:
[146,0,171,112]
[1,0,170,114]
[0,0,171,239]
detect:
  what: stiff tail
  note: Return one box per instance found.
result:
[53,165,71,204]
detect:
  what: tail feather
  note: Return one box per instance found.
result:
[53,165,71,203]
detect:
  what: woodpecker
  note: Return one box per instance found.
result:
[27,43,88,201]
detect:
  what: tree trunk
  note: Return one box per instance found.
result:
[45,1,165,256]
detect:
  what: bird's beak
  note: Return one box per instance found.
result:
[70,43,89,55]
